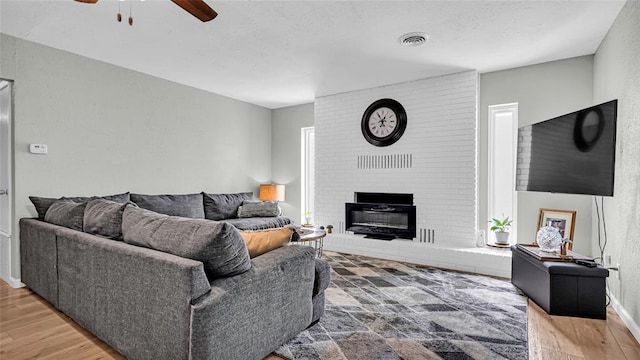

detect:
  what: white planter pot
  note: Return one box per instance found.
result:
[495,232,510,244]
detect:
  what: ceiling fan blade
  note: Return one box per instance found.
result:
[75,0,98,3]
[171,0,217,22]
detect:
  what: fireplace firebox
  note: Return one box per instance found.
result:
[345,192,416,240]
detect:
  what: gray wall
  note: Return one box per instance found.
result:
[0,34,272,278]
[271,103,314,222]
[479,56,595,255]
[592,0,640,325]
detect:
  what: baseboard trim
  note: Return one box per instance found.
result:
[4,276,24,288]
[609,291,640,344]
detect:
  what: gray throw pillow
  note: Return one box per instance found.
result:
[29,196,59,220]
[44,200,87,231]
[237,200,281,218]
[203,192,254,220]
[83,199,136,240]
[122,206,251,279]
[130,193,205,219]
[30,192,130,220]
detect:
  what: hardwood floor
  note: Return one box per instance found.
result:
[527,299,640,360]
[2,280,639,360]
[0,281,123,360]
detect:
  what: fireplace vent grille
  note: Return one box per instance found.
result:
[419,228,435,243]
[357,154,412,169]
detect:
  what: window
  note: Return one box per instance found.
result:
[301,127,315,223]
[488,103,518,243]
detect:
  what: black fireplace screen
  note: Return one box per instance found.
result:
[351,208,409,230]
[345,201,416,240]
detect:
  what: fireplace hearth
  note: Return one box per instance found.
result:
[345,192,416,240]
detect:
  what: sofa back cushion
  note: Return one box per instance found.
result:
[29,192,130,220]
[203,192,253,220]
[62,192,131,204]
[29,196,59,221]
[44,200,87,231]
[122,206,251,279]
[130,193,205,219]
[83,199,136,240]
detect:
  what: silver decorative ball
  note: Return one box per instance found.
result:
[537,226,563,252]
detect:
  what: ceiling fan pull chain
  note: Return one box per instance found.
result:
[117,1,122,22]
[129,0,133,26]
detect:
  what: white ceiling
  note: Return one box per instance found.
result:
[0,0,626,109]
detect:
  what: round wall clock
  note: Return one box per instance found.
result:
[361,98,407,147]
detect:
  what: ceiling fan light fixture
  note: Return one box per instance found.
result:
[398,32,429,47]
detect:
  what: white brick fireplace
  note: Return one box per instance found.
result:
[314,71,511,277]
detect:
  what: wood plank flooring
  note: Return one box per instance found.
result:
[0,281,123,360]
[2,280,639,360]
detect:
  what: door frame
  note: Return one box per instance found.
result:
[0,80,12,237]
[0,79,16,286]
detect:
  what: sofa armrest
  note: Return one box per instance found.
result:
[190,245,315,360]
[313,259,331,296]
[20,218,62,307]
[56,229,211,360]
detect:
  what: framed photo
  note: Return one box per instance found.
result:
[537,208,577,249]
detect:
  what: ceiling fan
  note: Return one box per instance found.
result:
[75,0,218,23]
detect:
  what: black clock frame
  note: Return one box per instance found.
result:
[361,98,407,147]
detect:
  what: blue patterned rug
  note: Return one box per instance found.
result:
[275,251,528,360]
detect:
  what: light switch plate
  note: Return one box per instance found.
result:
[29,144,48,154]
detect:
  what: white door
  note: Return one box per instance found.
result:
[0,80,12,280]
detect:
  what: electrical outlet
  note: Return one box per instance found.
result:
[604,254,611,266]
[617,263,621,280]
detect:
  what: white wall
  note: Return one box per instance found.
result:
[0,34,272,279]
[592,0,640,330]
[271,103,314,221]
[315,71,478,247]
[479,56,595,255]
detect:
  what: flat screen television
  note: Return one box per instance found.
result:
[516,100,617,196]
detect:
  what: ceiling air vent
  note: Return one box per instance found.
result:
[398,32,429,47]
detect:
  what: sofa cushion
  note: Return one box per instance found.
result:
[29,192,130,220]
[203,192,254,220]
[130,193,205,219]
[239,227,294,258]
[29,196,59,221]
[237,200,281,218]
[222,216,292,231]
[83,199,136,240]
[122,206,251,279]
[44,200,87,231]
[62,192,131,204]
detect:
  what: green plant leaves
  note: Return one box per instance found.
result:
[489,216,512,232]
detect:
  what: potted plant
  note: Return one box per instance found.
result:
[303,210,312,227]
[490,216,512,245]
[326,225,334,234]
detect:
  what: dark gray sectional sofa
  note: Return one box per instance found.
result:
[20,191,331,360]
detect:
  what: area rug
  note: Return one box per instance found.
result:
[274,251,528,360]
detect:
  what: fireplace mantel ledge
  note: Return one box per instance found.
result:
[322,234,514,278]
